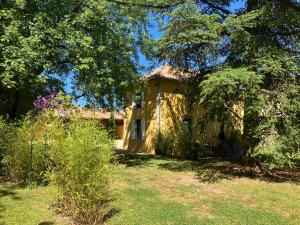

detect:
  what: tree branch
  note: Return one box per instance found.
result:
[223,102,243,121]
[107,0,185,9]
[275,0,300,12]
[199,0,231,15]
[107,0,231,16]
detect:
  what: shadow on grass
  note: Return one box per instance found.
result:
[159,157,300,184]
[0,182,22,224]
[116,154,168,168]
[0,183,21,200]
[103,208,121,223]
[116,153,300,184]
[38,222,55,225]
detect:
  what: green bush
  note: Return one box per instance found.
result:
[221,129,242,156]
[178,125,193,159]
[155,131,172,156]
[50,116,114,224]
[2,114,52,184]
[0,117,14,173]
[197,144,215,157]
[253,132,300,170]
[2,112,114,223]
[155,123,192,159]
[108,112,116,139]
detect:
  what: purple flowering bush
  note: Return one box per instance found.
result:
[34,92,73,111]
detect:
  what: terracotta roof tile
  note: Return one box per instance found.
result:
[80,108,124,120]
[54,108,124,120]
[143,65,200,81]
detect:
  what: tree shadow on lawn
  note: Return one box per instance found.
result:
[38,222,55,225]
[116,153,300,184]
[159,157,300,184]
[0,182,22,225]
[0,182,22,200]
[116,153,169,168]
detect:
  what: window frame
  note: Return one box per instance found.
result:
[131,118,146,141]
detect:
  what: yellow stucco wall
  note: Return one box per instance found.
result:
[115,124,124,139]
[124,80,158,153]
[124,78,243,154]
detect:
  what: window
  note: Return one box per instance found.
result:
[135,93,142,108]
[136,119,142,140]
[132,92,144,109]
[131,118,145,140]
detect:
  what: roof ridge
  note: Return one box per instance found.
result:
[143,65,200,81]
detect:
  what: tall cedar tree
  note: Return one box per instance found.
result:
[155,0,300,168]
[113,0,300,168]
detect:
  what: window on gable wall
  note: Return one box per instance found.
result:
[132,91,144,109]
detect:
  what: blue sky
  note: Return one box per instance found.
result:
[69,0,246,105]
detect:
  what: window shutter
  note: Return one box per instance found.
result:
[131,95,136,108]
[131,121,136,140]
[141,91,145,108]
[141,119,146,140]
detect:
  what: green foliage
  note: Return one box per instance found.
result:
[200,67,263,124]
[252,134,298,170]
[155,123,192,158]
[155,131,172,156]
[108,112,116,139]
[197,144,215,157]
[2,113,53,184]
[157,1,221,71]
[0,0,154,118]
[0,117,13,170]
[157,0,300,169]
[49,116,114,224]
[1,111,114,223]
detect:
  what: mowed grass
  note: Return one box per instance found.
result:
[1,155,300,225]
[108,155,300,225]
[0,183,70,225]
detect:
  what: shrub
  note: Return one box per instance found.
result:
[253,132,300,170]
[155,131,171,156]
[2,110,114,224]
[108,112,116,139]
[2,114,52,184]
[49,116,114,224]
[197,144,215,157]
[177,125,193,159]
[155,123,192,159]
[222,129,242,156]
[0,117,14,173]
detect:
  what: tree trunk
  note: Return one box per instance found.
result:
[8,89,20,120]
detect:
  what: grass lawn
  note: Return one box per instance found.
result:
[1,155,300,225]
[0,183,70,225]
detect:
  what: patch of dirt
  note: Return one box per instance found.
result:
[241,198,255,207]
[194,204,214,218]
[200,185,229,201]
[177,177,203,186]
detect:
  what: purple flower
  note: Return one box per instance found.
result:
[34,93,72,112]
[34,93,58,110]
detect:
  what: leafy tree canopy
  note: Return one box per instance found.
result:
[0,0,153,118]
